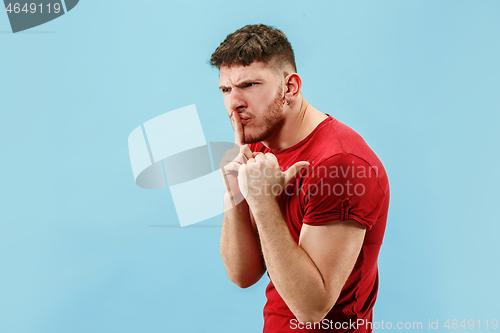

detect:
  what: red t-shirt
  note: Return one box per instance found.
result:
[248,115,390,333]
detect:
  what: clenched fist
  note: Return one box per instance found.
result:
[238,152,310,209]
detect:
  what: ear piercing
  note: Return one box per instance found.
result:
[287,97,291,105]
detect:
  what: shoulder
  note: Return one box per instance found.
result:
[308,118,389,196]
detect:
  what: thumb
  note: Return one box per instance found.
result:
[283,161,310,185]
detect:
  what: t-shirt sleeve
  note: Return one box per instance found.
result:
[301,153,386,230]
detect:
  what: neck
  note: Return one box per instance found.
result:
[261,94,327,150]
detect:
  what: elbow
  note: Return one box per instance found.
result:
[295,312,328,325]
[233,280,254,289]
[293,298,338,324]
[227,272,259,289]
[224,264,265,289]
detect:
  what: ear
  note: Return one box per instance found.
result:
[283,73,302,105]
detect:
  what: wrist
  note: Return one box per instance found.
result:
[248,196,279,216]
[224,191,248,210]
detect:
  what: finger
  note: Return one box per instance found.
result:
[247,157,256,165]
[254,152,265,163]
[264,153,278,163]
[283,161,310,185]
[221,146,250,165]
[232,111,245,146]
[240,145,253,161]
[221,156,237,164]
[221,156,245,168]
[223,144,240,161]
[222,161,242,174]
[221,150,244,165]
[237,164,248,193]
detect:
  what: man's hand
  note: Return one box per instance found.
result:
[219,111,253,207]
[238,152,310,209]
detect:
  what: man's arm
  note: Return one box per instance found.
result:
[238,152,366,323]
[253,200,366,323]
[220,194,266,288]
[219,111,266,288]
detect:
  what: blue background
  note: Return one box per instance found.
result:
[1,1,499,332]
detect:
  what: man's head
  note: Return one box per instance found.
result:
[210,24,301,144]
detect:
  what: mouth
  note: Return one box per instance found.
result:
[238,113,251,125]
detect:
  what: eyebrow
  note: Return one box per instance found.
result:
[219,79,264,90]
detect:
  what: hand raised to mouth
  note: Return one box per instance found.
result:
[232,111,245,146]
[219,111,253,207]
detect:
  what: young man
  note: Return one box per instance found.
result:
[210,24,390,332]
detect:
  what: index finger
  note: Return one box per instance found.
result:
[232,111,245,146]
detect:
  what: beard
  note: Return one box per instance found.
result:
[244,87,285,144]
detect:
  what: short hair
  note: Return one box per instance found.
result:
[209,24,297,76]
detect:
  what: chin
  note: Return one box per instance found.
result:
[244,131,271,145]
[243,136,260,145]
[243,133,261,144]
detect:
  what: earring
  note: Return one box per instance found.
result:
[287,97,291,106]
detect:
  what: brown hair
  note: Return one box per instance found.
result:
[209,24,297,76]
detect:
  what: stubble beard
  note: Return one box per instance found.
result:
[244,87,285,144]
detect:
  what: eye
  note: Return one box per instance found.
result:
[246,82,257,87]
[221,88,231,93]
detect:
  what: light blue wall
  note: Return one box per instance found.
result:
[1,1,499,332]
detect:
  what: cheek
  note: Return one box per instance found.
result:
[252,92,273,109]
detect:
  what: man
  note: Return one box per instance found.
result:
[210,24,390,332]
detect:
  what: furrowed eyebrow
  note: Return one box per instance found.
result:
[236,79,263,87]
[219,79,263,91]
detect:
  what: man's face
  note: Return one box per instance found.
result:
[219,61,285,144]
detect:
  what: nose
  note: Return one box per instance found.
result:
[227,88,247,112]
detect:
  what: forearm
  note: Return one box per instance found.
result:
[253,199,332,322]
[220,193,266,288]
